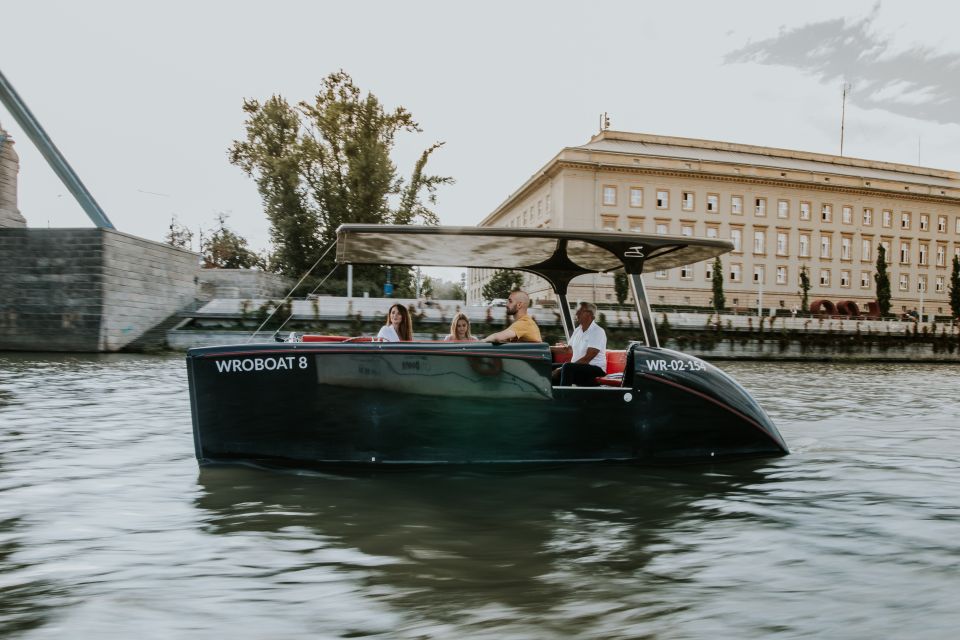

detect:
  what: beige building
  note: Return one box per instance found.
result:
[469,131,960,317]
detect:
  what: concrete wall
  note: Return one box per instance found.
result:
[0,129,26,228]
[197,268,294,301]
[0,227,199,352]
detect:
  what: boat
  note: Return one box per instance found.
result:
[186,224,788,467]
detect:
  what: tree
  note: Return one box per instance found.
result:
[711,257,725,311]
[949,255,960,319]
[165,215,194,250]
[228,96,320,277]
[614,272,630,305]
[482,269,525,302]
[799,264,811,312]
[874,244,891,315]
[229,70,453,284]
[200,214,262,269]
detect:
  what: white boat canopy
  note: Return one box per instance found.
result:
[336,224,731,291]
[336,224,733,344]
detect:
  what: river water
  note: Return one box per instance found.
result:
[1,353,958,639]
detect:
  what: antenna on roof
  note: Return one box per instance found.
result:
[840,82,851,156]
[599,112,610,133]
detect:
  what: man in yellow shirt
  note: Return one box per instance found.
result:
[483,289,542,343]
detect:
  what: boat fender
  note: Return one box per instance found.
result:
[468,356,503,377]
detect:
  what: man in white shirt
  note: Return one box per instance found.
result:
[550,302,607,386]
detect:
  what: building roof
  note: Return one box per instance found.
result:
[577,132,959,187]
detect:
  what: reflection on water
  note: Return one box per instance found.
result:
[1,354,960,638]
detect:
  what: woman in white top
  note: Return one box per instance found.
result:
[377,304,413,342]
[443,312,478,341]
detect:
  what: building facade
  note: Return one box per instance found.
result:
[468,131,960,316]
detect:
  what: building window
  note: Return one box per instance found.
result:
[901,212,911,229]
[629,187,643,208]
[753,230,766,255]
[799,233,810,257]
[956,217,960,234]
[777,200,789,219]
[840,270,850,287]
[776,232,788,256]
[841,236,851,260]
[936,244,946,267]
[861,239,872,262]
[820,269,831,286]
[936,275,945,293]
[601,215,618,231]
[899,274,909,291]
[863,208,873,226]
[656,222,669,235]
[938,215,947,233]
[920,214,929,231]
[628,216,644,232]
[602,185,617,206]
[755,197,767,216]
[919,243,929,266]
[820,236,831,259]
[680,265,693,280]
[655,269,668,279]
[900,241,911,264]
[753,265,765,284]
[707,194,719,213]
[842,206,853,224]
[730,263,742,282]
[883,210,893,228]
[861,272,871,289]
[681,224,693,237]
[731,196,743,215]
[800,201,811,220]
[881,240,891,263]
[656,190,669,209]
[821,204,833,223]
[682,191,694,211]
[730,228,742,252]
[705,261,714,280]
[919,275,928,293]
[705,226,718,239]
[776,266,787,284]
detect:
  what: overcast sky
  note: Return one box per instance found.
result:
[4,0,960,277]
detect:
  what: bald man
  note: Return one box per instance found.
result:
[483,289,542,343]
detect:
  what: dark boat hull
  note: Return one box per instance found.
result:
[187,342,787,467]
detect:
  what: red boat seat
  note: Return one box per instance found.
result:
[301,335,349,343]
[595,350,627,387]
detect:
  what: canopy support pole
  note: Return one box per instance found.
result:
[629,274,659,348]
[555,293,574,340]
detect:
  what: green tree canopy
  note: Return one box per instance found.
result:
[482,270,525,302]
[949,255,960,318]
[229,70,453,288]
[165,215,194,251]
[613,272,630,305]
[874,244,891,315]
[711,257,725,311]
[799,264,811,312]
[201,214,262,269]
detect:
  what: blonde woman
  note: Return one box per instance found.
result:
[444,312,477,341]
[377,304,413,341]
